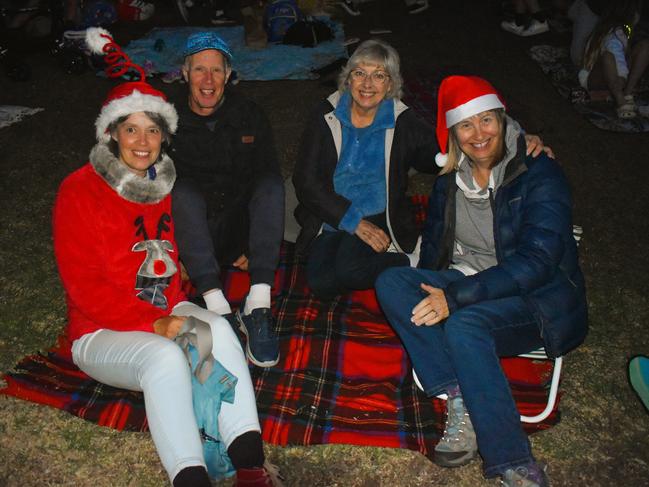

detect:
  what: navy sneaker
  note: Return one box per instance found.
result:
[236,301,280,367]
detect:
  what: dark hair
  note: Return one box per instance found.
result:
[107,111,171,160]
[583,0,643,70]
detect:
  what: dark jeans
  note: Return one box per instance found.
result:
[376,267,544,478]
[172,174,285,294]
[306,213,409,299]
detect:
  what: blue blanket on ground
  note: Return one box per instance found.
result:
[123,21,347,81]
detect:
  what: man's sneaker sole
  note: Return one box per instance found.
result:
[433,447,478,468]
[236,310,280,368]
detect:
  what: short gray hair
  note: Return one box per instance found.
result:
[337,39,403,99]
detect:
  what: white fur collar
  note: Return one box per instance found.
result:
[89,143,176,204]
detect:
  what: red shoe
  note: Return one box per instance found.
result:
[236,461,284,487]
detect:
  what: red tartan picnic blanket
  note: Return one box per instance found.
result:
[0,197,559,460]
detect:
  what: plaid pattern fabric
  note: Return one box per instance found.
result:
[1,198,560,459]
[1,335,149,431]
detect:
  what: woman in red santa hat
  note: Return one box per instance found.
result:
[376,75,587,487]
[53,28,282,487]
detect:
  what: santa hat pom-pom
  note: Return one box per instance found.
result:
[435,152,448,167]
[85,27,113,55]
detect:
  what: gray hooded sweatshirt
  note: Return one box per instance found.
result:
[450,116,522,276]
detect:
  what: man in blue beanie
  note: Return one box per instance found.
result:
[171,32,284,368]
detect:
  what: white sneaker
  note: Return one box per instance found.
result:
[521,19,550,37]
[500,19,526,36]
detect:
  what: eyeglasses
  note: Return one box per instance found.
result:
[350,69,391,85]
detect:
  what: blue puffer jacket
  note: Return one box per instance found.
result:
[419,136,588,358]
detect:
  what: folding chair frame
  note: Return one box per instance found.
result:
[412,347,563,424]
[517,348,562,423]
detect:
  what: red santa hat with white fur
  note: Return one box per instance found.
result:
[85,27,178,143]
[434,75,506,167]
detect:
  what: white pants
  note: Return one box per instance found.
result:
[71,302,260,483]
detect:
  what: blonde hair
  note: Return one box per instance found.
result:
[439,129,462,175]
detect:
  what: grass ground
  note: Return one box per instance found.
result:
[1,1,649,485]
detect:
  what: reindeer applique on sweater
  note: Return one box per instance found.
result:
[132,212,178,310]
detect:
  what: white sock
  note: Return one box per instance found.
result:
[244,283,271,315]
[202,289,232,315]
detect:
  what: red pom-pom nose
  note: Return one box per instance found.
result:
[153,260,167,276]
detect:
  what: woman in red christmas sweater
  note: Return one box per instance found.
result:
[52,28,280,487]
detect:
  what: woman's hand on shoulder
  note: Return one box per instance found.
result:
[411,283,449,326]
[524,134,555,159]
[153,315,187,339]
[355,219,391,253]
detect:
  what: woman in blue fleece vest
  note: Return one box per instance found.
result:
[293,39,433,298]
[376,76,587,487]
